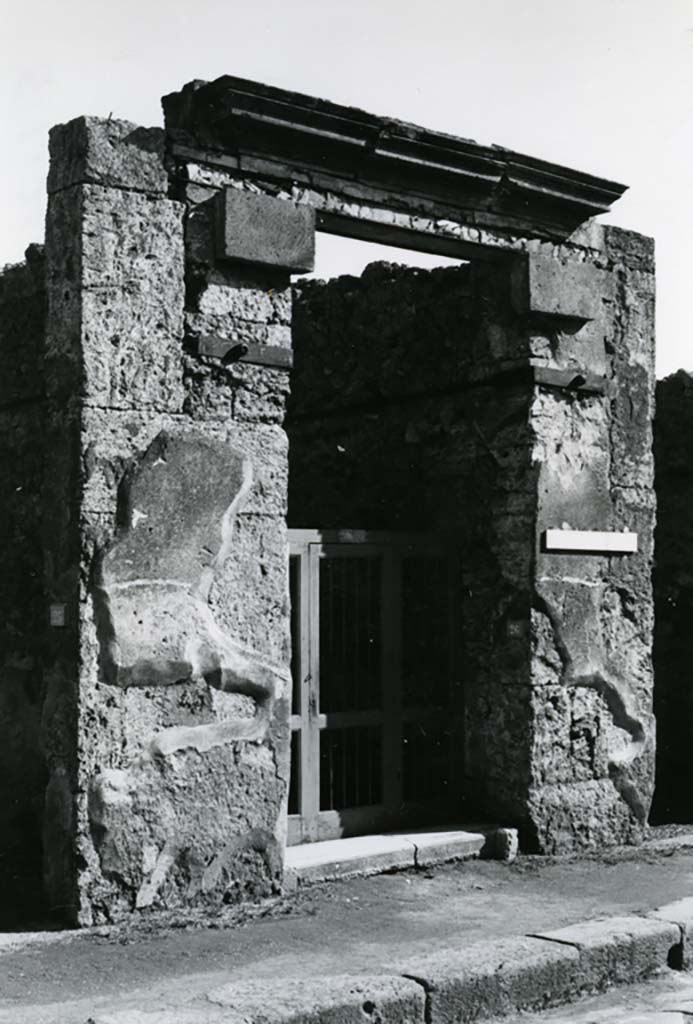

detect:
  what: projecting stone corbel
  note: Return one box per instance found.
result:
[511,252,611,324]
[215,187,315,272]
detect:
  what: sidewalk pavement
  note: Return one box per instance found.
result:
[3,833,693,1023]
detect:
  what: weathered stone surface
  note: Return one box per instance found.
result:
[535,915,680,990]
[207,976,425,1023]
[81,184,185,291]
[48,116,168,195]
[513,252,612,320]
[80,408,287,518]
[76,430,290,919]
[80,283,184,411]
[194,266,292,324]
[651,897,693,969]
[43,182,185,410]
[95,429,287,745]
[91,975,426,1024]
[35,120,295,924]
[7,94,657,924]
[526,227,655,851]
[399,936,580,1022]
[217,188,315,272]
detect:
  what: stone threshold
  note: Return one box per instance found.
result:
[284,824,515,889]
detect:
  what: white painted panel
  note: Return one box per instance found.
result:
[543,529,638,554]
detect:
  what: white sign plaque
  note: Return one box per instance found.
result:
[543,529,638,554]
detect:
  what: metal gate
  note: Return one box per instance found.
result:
[287,529,461,845]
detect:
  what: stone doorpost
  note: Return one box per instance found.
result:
[42,118,297,924]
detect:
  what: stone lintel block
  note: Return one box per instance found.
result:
[533,915,680,990]
[216,188,315,272]
[398,935,579,1022]
[48,117,168,195]
[512,253,612,321]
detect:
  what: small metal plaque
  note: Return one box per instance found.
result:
[543,529,638,555]
[49,603,67,627]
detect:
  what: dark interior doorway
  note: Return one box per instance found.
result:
[285,239,473,843]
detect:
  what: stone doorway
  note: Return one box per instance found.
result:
[0,75,655,924]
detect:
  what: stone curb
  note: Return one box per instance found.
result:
[85,901,693,1024]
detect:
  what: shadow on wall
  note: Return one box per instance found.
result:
[652,370,693,824]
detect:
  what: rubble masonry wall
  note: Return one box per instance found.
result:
[0,246,47,913]
[652,371,693,823]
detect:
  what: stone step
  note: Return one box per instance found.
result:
[283,824,514,888]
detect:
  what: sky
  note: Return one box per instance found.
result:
[2,0,691,377]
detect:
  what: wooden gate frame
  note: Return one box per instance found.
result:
[287,529,460,845]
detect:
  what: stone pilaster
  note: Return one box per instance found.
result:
[525,232,656,851]
[43,118,292,923]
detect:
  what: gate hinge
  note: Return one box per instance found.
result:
[532,365,608,397]
[196,335,294,370]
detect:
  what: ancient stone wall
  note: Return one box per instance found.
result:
[652,370,693,823]
[41,118,291,924]
[528,227,657,851]
[288,261,481,531]
[0,246,47,917]
[288,260,537,822]
[0,81,658,926]
[287,228,656,851]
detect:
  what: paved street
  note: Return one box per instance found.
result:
[3,844,693,1023]
[504,969,693,1023]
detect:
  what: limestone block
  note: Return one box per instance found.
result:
[532,390,611,541]
[81,185,184,292]
[48,117,168,195]
[651,897,693,969]
[527,780,644,854]
[80,287,184,411]
[398,936,580,1023]
[534,915,680,990]
[186,312,292,350]
[90,976,426,1024]
[216,188,315,272]
[195,266,292,324]
[512,253,612,321]
[87,739,287,916]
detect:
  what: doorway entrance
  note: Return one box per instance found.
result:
[287,530,461,845]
